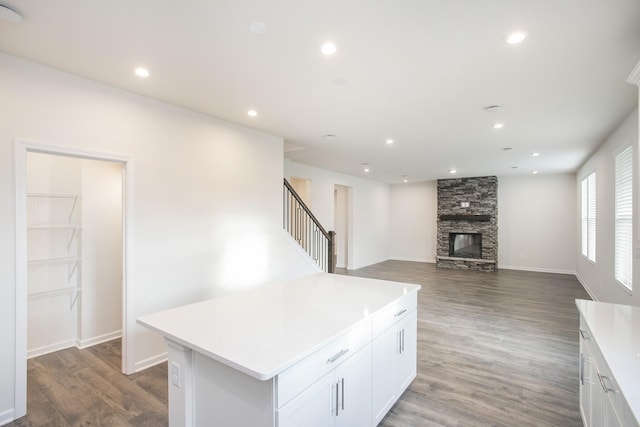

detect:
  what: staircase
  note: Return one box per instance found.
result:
[283,179,335,273]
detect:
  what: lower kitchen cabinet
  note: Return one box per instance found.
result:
[277,343,372,427]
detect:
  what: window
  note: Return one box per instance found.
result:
[581,172,596,262]
[615,146,633,291]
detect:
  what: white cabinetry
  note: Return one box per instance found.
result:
[277,343,371,427]
[138,274,422,427]
[578,306,639,427]
[372,297,417,424]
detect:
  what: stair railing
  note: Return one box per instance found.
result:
[283,179,335,273]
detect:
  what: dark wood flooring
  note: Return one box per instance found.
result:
[9,260,589,426]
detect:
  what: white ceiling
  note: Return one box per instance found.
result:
[1,0,639,183]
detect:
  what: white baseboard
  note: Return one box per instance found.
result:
[77,330,122,349]
[27,338,76,359]
[135,352,168,373]
[388,257,436,264]
[0,408,16,426]
[575,272,597,301]
[498,264,576,275]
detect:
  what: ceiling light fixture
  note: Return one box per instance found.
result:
[449,169,457,174]
[532,152,540,157]
[532,170,539,174]
[248,110,258,117]
[386,139,394,145]
[403,179,408,183]
[321,42,337,56]
[134,67,150,78]
[0,4,22,23]
[506,31,527,44]
[484,105,503,113]
[364,167,370,173]
[493,123,504,129]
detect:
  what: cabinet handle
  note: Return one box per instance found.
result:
[401,329,405,353]
[326,348,349,364]
[398,330,402,354]
[341,378,345,410]
[580,353,584,385]
[597,372,615,393]
[579,329,590,340]
[335,381,339,416]
[395,308,407,317]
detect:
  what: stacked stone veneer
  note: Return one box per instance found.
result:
[436,176,498,272]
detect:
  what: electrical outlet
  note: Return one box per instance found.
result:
[171,362,180,387]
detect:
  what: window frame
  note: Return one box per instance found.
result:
[614,145,633,292]
[581,171,596,263]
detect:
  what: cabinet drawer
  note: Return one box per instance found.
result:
[372,292,417,338]
[276,320,371,408]
[588,335,625,423]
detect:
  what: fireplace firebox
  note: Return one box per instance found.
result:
[449,233,482,259]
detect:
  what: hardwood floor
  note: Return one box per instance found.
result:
[10,260,589,426]
[8,340,167,427]
[337,260,590,427]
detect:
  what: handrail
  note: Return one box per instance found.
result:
[283,179,335,273]
[283,179,331,239]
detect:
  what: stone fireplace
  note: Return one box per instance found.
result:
[436,176,498,272]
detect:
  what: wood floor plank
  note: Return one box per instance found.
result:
[8,261,589,426]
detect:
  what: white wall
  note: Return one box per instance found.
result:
[576,108,639,305]
[498,174,577,273]
[0,53,317,423]
[79,159,123,347]
[284,160,390,270]
[389,181,437,263]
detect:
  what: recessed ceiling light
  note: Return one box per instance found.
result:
[506,31,527,44]
[493,123,504,129]
[532,152,540,157]
[484,105,503,113]
[0,4,21,23]
[321,42,337,56]
[386,139,394,145]
[247,110,258,117]
[249,22,269,35]
[449,169,457,174]
[364,167,370,173]
[134,67,150,78]
[403,179,408,183]
[532,170,539,174]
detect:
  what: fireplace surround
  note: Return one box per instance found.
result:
[436,176,498,271]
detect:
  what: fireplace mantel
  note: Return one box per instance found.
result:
[439,214,491,222]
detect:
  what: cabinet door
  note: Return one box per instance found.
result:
[277,372,333,427]
[335,343,371,427]
[579,330,592,427]
[395,310,417,394]
[589,361,604,427]
[372,323,398,425]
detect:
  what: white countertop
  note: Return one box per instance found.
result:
[138,273,421,380]
[576,299,640,425]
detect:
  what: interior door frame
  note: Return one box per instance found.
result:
[14,139,135,418]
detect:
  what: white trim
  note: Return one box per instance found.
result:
[76,330,122,349]
[280,229,323,272]
[14,140,136,421]
[498,264,576,275]
[575,272,598,301]
[0,408,15,425]
[134,352,168,373]
[627,61,640,86]
[27,339,77,359]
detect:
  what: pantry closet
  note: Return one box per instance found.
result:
[26,152,123,361]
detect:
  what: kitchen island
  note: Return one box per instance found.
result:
[138,273,421,427]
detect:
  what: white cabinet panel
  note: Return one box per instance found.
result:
[277,372,333,427]
[335,344,371,427]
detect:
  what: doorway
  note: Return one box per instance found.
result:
[14,141,134,419]
[334,185,351,269]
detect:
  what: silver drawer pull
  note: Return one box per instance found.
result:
[597,373,615,393]
[327,348,349,364]
[579,329,590,340]
[394,308,407,317]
